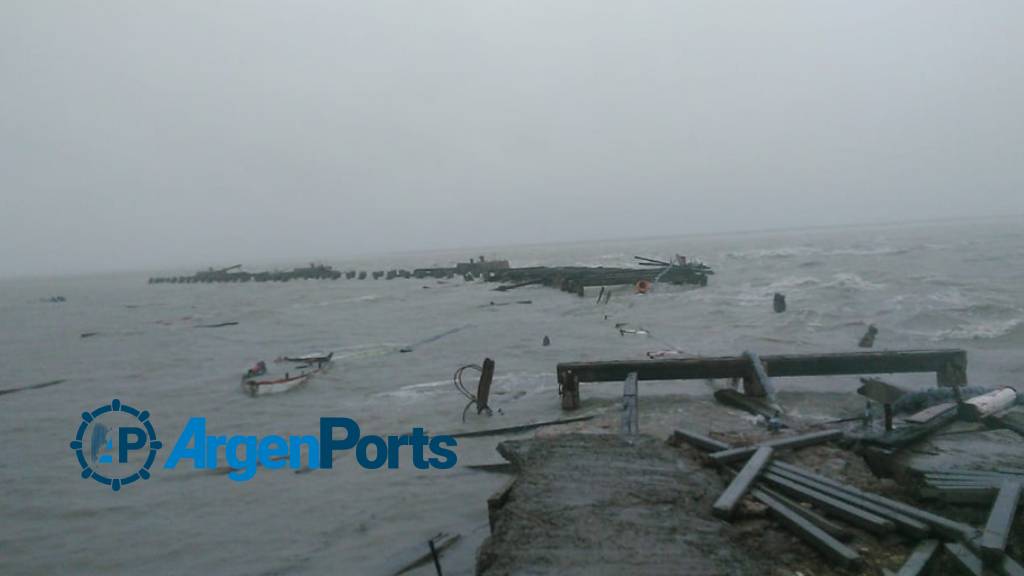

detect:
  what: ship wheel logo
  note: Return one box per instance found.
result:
[70,399,162,491]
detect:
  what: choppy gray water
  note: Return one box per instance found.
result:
[2,219,1023,575]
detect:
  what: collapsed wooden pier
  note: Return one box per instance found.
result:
[556,349,968,410]
[147,255,714,294]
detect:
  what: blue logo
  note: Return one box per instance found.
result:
[72,404,457,488]
[70,399,162,491]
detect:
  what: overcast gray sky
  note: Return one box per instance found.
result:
[2,1,1022,277]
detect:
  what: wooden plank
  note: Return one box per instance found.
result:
[557,349,966,383]
[997,555,1024,576]
[709,430,842,464]
[713,446,773,519]
[944,543,984,576]
[919,485,998,505]
[768,466,929,537]
[560,372,580,411]
[760,472,894,533]
[750,488,862,569]
[667,429,731,452]
[905,402,957,424]
[621,372,638,435]
[895,539,940,576]
[980,481,1022,561]
[758,486,854,541]
[772,461,979,540]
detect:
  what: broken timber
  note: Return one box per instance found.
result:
[558,349,967,409]
[708,430,842,464]
[713,446,773,519]
[894,539,940,576]
[750,488,862,569]
[979,481,1022,562]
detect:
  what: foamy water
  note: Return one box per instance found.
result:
[1,218,1023,575]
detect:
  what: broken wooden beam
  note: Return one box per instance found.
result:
[558,349,967,384]
[772,461,979,540]
[760,472,895,533]
[750,488,862,569]
[708,430,842,465]
[713,388,780,420]
[979,481,1022,562]
[713,446,773,519]
[894,539,940,576]
[905,401,957,424]
[944,542,984,576]
[667,429,731,452]
[767,465,929,537]
[759,486,854,542]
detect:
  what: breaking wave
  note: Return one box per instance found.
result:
[724,246,909,260]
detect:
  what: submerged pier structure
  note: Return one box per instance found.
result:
[146,255,713,294]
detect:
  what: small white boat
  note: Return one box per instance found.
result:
[241,355,332,397]
[241,372,313,397]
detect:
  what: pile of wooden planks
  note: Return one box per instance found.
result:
[671,428,1024,575]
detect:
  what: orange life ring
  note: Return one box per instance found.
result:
[635,280,651,294]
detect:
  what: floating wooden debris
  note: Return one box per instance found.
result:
[449,415,595,439]
[0,378,67,397]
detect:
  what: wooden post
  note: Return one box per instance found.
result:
[560,372,580,411]
[742,350,776,399]
[621,372,638,435]
[884,403,894,432]
[477,358,495,415]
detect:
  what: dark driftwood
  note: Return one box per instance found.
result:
[0,378,67,396]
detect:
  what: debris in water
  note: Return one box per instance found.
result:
[195,321,239,328]
[858,324,878,348]
[0,378,68,396]
[773,292,787,313]
[542,335,550,347]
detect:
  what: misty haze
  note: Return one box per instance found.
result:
[2,2,1023,576]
